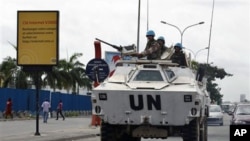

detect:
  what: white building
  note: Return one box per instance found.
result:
[240,94,246,102]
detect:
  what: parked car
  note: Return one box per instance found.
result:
[230,103,250,125]
[207,104,224,126]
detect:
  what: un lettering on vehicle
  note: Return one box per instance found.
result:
[129,94,161,110]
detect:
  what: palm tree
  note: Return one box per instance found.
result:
[0,45,92,93]
[42,53,92,94]
[0,71,4,87]
[0,56,29,89]
[42,66,64,91]
[0,56,17,88]
[59,53,92,94]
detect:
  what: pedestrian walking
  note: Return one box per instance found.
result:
[56,100,65,120]
[5,98,13,119]
[41,99,51,123]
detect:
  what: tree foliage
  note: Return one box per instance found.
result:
[192,61,233,104]
[0,53,92,94]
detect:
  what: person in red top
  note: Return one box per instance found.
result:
[56,100,65,120]
[5,98,13,119]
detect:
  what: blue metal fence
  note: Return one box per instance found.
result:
[0,88,92,112]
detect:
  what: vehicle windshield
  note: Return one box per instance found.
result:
[209,105,221,112]
[236,105,250,115]
[133,70,163,81]
[221,104,234,113]
[165,69,175,80]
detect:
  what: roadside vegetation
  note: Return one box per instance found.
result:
[0,53,92,94]
[192,61,232,104]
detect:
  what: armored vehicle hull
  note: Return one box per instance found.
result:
[92,60,210,141]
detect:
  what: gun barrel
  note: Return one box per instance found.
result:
[95,38,122,51]
[95,38,113,46]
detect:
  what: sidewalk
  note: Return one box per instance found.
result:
[0,116,100,141]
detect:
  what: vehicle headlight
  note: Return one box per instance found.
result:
[234,120,246,124]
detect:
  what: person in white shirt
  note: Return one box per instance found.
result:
[41,99,51,123]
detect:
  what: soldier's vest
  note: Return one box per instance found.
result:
[145,40,161,60]
[170,51,187,66]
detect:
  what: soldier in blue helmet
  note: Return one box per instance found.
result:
[170,43,187,66]
[157,36,170,55]
[134,30,161,60]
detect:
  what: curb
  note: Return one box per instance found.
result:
[48,134,98,141]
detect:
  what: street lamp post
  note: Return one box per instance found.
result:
[160,21,204,45]
[183,47,209,61]
[194,47,209,61]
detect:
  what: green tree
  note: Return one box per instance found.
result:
[43,53,92,94]
[1,42,92,93]
[192,61,232,104]
[0,54,92,93]
[0,56,18,88]
[42,66,63,91]
[0,56,30,89]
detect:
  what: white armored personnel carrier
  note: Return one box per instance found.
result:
[92,51,210,141]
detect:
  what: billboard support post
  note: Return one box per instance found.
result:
[17,11,59,136]
[34,71,40,136]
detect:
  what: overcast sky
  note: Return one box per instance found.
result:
[1,0,249,102]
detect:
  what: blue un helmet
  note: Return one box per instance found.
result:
[157,36,165,41]
[174,43,182,49]
[146,30,155,37]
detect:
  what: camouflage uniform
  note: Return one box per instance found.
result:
[141,39,161,60]
[170,51,187,66]
[161,46,168,54]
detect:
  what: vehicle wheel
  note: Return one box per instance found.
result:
[121,133,141,141]
[130,137,141,141]
[101,123,140,141]
[182,118,200,141]
[200,117,207,141]
[101,122,115,141]
[132,137,141,141]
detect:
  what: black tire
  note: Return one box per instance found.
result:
[200,117,208,141]
[182,118,200,141]
[101,122,115,141]
[132,137,141,141]
[121,133,141,141]
[101,122,140,141]
[131,136,141,141]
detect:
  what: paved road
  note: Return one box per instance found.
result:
[0,116,99,141]
[0,114,231,141]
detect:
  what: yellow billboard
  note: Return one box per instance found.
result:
[17,11,59,65]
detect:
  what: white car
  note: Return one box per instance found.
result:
[230,103,250,125]
[207,104,224,126]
